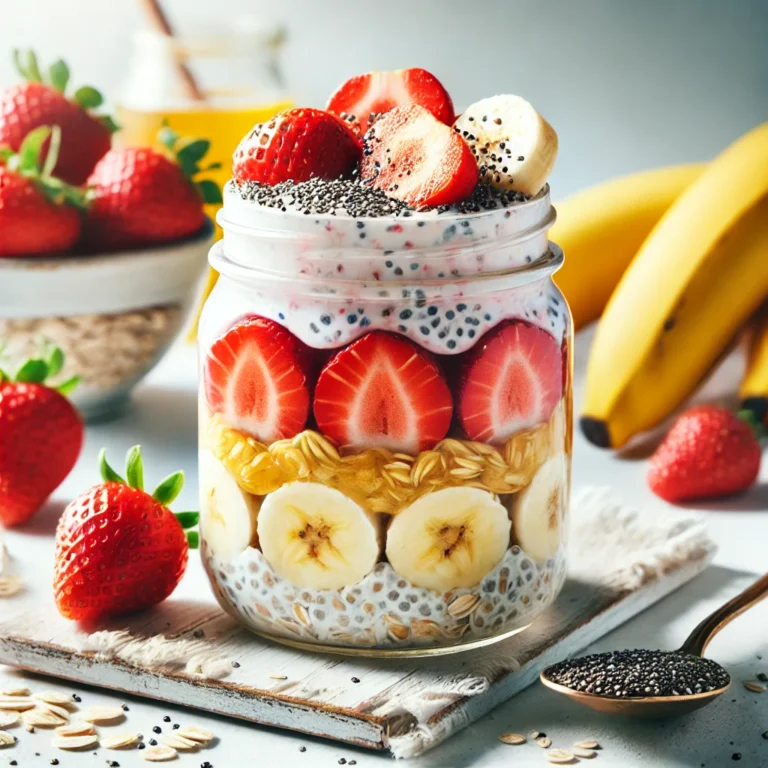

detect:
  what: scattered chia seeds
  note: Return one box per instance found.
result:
[236,178,413,218]
[545,649,731,698]
[436,182,529,214]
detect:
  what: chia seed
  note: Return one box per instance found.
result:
[236,178,413,218]
[545,649,731,698]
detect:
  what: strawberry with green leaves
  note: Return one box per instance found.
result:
[648,405,764,502]
[0,50,115,185]
[0,125,86,257]
[0,343,82,526]
[83,126,221,251]
[54,447,198,621]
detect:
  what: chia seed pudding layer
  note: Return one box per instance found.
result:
[204,542,567,649]
[207,180,564,354]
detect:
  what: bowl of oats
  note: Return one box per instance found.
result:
[0,221,213,421]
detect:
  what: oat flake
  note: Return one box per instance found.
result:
[143,744,178,761]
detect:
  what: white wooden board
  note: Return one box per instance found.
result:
[0,488,715,758]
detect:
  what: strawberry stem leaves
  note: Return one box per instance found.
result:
[13,49,42,83]
[737,408,768,440]
[6,341,78,392]
[73,85,104,110]
[48,59,70,94]
[156,126,222,203]
[186,531,200,549]
[99,448,126,485]
[153,471,185,506]
[174,511,199,529]
[125,445,145,491]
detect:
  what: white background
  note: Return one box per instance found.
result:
[1,0,767,195]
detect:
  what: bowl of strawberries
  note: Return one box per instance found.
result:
[0,51,218,421]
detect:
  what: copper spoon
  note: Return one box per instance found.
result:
[540,572,768,717]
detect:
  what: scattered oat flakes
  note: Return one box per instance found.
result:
[499,732,526,745]
[0,575,23,598]
[0,730,15,747]
[34,691,74,707]
[537,736,553,748]
[269,674,288,680]
[0,713,19,729]
[55,722,96,738]
[0,687,30,697]
[572,746,597,758]
[177,724,215,744]
[573,740,600,750]
[0,698,36,711]
[102,732,142,749]
[52,733,100,750]
[23,708,67,727]
[81,706,125,724]
[744,681,766,693]
[39,702,71,721]
[163,733,198,751]
[546,749,576,764]
[143,744,178,761]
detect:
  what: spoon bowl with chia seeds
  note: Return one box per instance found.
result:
[540,572,768,718]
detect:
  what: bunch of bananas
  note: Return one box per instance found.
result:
[553,122,768,448]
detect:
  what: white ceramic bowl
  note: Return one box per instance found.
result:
[0,222,213,421]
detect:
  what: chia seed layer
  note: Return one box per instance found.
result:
[545,649,731,698]
[234,177,529,218]
[204,542,567,650]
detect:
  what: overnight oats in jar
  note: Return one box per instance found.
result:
[197,68,571,655]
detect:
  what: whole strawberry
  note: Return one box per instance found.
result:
[54,447,198,621]
[0,126,85,257]
[0,344,83,526]
[648,405,763,502]
[83,127,220,252]
[0,50,115,185]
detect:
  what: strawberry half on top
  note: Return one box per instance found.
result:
[54,446,198,621]
[203,316,316,443]
[313,331,453,454]
[457,320,563,444]
[0,50,115,185]
[0,125,85,258]
[326,68,455,135]
[360,104,478,209]
[233,108,360,186]
[83,126,220,251]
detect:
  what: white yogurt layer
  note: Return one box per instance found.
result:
[204,182,566,355]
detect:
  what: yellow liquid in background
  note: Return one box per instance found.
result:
[115,100,292,338]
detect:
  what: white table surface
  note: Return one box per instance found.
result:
[2,329,767,767]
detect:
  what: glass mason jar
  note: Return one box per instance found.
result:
[198,184,573,656]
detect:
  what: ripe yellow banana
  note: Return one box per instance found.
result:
[740,310,768,421]
[552,164,703,330]
[582,121,768,448]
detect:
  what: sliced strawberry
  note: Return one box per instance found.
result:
[326,68,455,135]
[233,107,360,185]
[204,317,315,442]
[313,332,453,453]
[360,104,478,208]
[457,320,563,443]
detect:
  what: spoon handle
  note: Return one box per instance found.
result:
[679,572,768,657]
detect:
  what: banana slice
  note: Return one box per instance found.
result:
[257,482,383,590]
[454,94,558,196]
[511,453,567,562]
[199,450,261,560]
[386,487,511,592]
